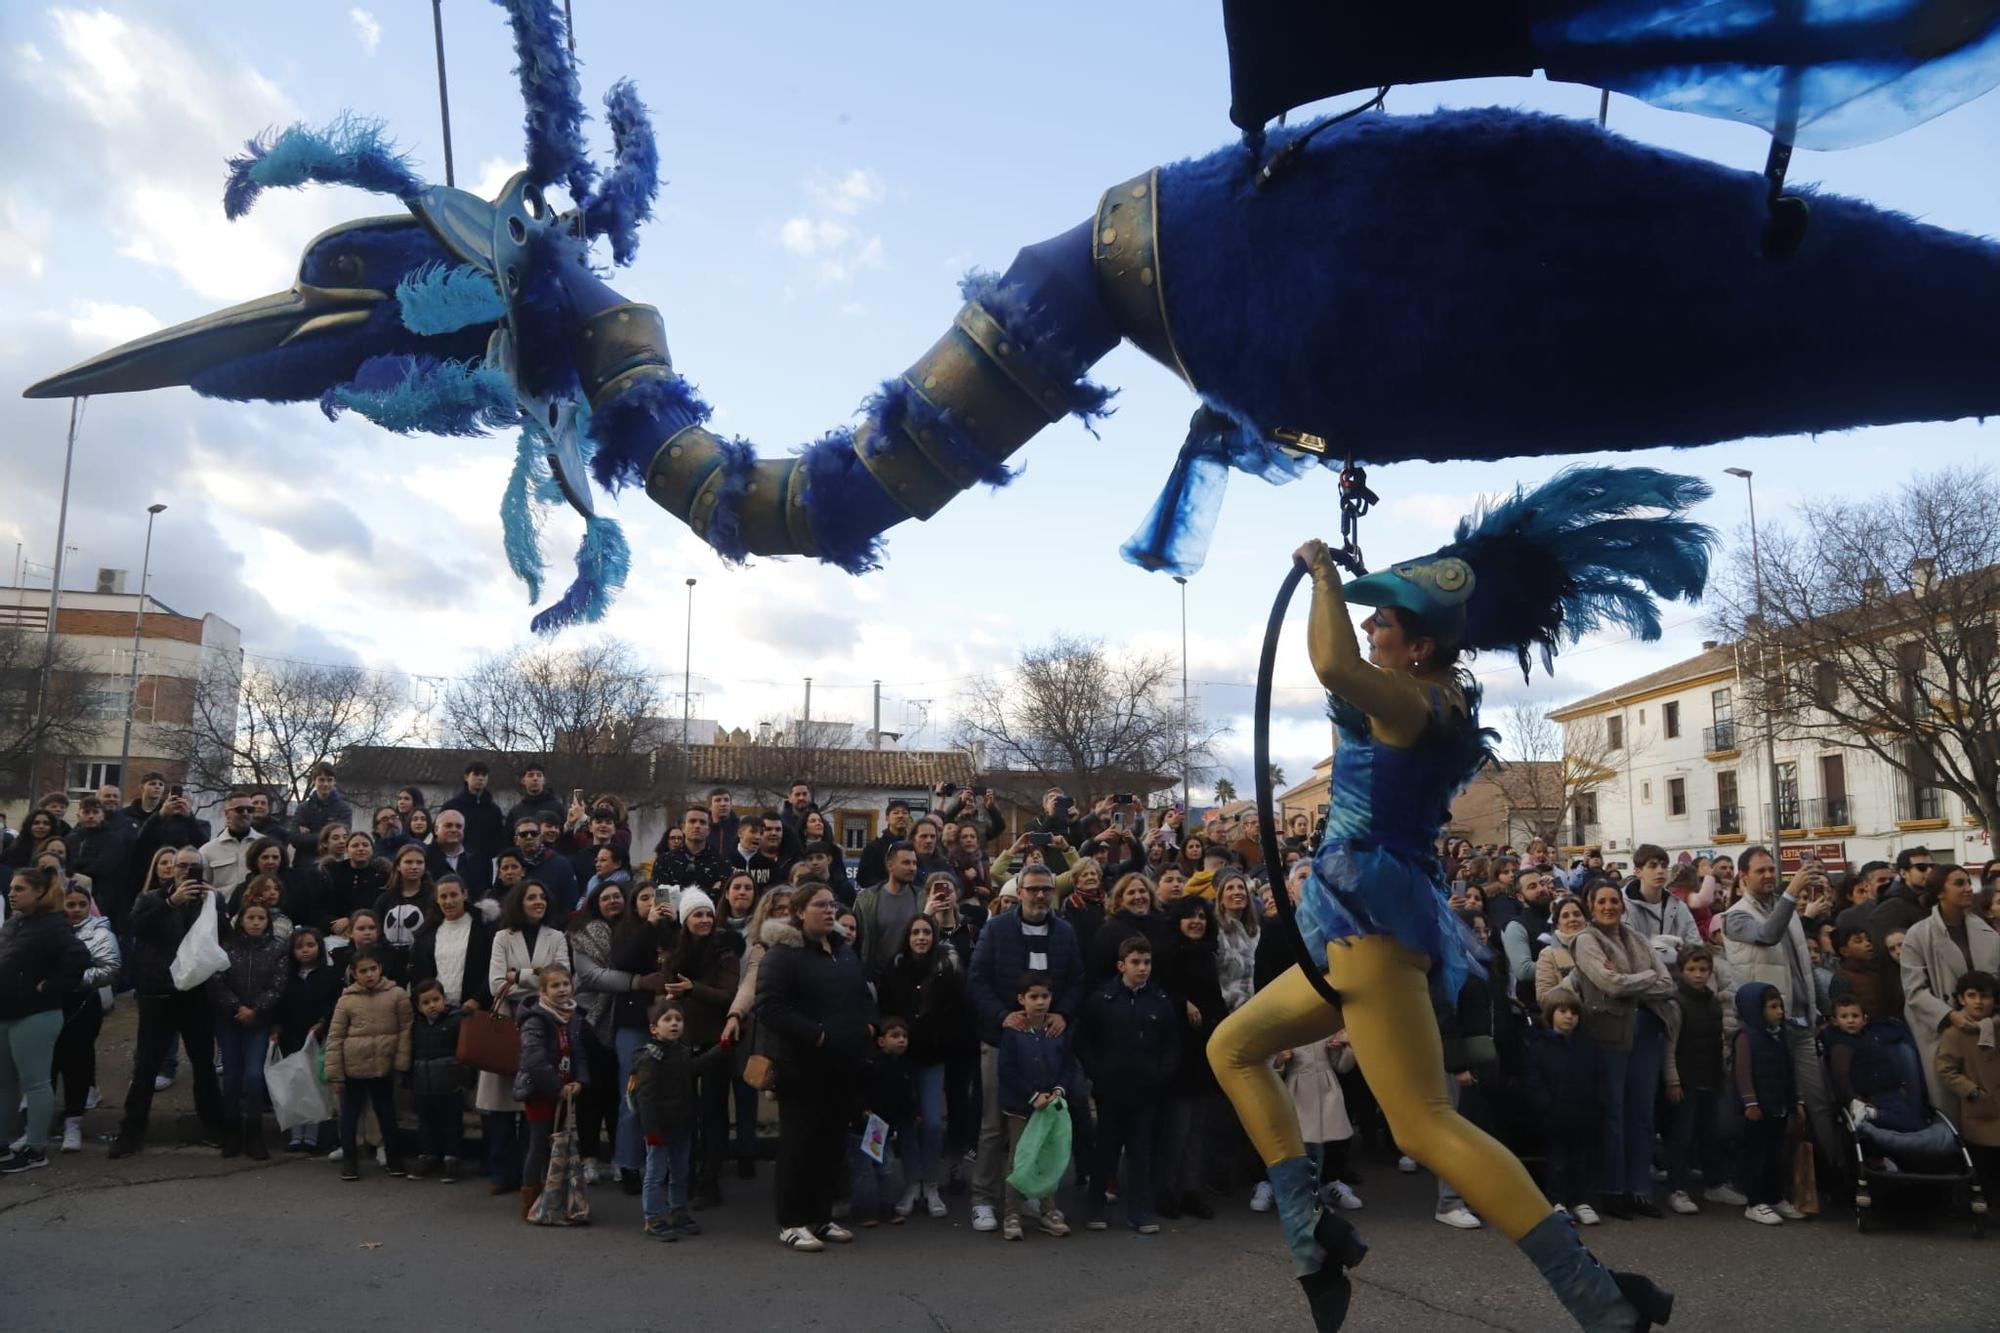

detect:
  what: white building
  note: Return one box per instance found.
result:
[0,578,241,816]
[1548,641,1989,873]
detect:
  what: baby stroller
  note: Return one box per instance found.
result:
[1822,1018,1987,1236]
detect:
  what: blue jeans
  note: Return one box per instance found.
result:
[1857,1116,1960,1162]
[613,1026,647,1172]
[850,1130,898,1218]
[643,1129,693,1219]
[1597,1021,1665,1196]
[901,1062,947,1184]
[216,1023,272,1113]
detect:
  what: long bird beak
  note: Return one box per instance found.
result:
[22,283,387,399]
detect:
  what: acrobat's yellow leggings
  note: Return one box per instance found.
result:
[1208,933,1551,1242]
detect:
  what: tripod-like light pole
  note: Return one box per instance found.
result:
[1725,466,1787,864]
[1174,574,1190,813]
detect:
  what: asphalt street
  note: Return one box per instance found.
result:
[3,1009,1993,1332]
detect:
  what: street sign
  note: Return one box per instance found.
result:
[1780,841,1847,873]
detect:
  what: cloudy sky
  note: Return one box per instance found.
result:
[4,3,1997,795]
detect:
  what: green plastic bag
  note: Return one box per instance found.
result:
[1004,1096,1072,1200]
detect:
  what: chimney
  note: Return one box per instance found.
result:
[1701,640,1719,651]
[1910,557,1936,597]
[1861,574,1887,600]
[95,568,127,594]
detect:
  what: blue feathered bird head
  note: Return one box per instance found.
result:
[24,0,660,633]
[1346,466,1717,679]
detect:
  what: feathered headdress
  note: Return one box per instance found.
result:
[1343,466,1715,678]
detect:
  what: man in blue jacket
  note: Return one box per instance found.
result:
[967,865,1082,1233]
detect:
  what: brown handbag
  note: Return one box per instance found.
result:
[456,981,520,1076]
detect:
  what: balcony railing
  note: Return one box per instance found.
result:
[1703,720,1738,753]
[1898,785,1946,822]
[1708,805,1743,837]
[1566,821,1601,849]
[1765,799,1803,832]
[1803,795,1853,829]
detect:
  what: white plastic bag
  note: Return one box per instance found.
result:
[169,890,229,991]
[267,1033,334,1131]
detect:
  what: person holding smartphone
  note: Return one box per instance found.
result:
[109,870,228,1157]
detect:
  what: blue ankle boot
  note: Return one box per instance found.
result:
[1518,1210,1673,1332]
[1268,1156,1368,1331]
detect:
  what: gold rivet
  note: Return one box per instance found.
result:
[745,482,756,495]
[1131,183,1147,199]
[997,341,1012,357]
[669,444,683,458]
[616,311,630,323]
[582,328,593,339]
[1140,266,1154,286]
[1100,227,1117,246]
[923,375,938,390]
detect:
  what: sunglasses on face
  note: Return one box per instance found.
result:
[516,830,540,839]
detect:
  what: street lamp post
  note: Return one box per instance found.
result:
[682,578,696,797]
[115,504,167,790]
[1725,466,1787,866]
[1174,574,1190,813]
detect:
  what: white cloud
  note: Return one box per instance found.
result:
[471,156,528,201]
[807,168,884,216]
[349,7,382,54]
[0,199,49,281]
[779,216,849,258]
[64,299,161,344]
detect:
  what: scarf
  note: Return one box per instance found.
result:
[541,991,578,1023]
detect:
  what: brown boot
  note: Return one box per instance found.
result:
[519,1186,542,1221]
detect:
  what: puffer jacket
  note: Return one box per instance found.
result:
[207,931,289,1024]
[0,910,90,1020]
[630,1035,729,1136]
[72,912,122,1012]
[325,976,413,1080]
[410,1007,465,1097]
[513,994,589,1103]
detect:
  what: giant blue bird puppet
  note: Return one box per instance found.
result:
[23,0,2000,633]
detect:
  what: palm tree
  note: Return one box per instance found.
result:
[1213,777,1238,802]
[1267,763,1286,788]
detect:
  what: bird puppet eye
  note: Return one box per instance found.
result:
[328,252,364,285]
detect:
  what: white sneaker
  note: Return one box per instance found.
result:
[1848,1099,1874,1126]
[1650,1165,1669,1182]
[1572,1203,1602,1226]
[1435,1206,1482,1230]
[1744,1203,1783,1226]
[84,1086,102,1110]
[152,1073,174,1093]
[1328,1181,1363,1211]
[1397,1155,1418,1173]
[1250,1181,1275,1212]
[327,1147,344,1161]
[583,1160,600,1185]
[375,1146,387,1167]
[895,1182,922,1218]
[923,1182,947,1218]
[1667,1190,1699,1215]
[971,1203,998,1232]
[1703,1183,1748,1206]
[1773,1200,1807,1221]
[60,1118,83,1153]
[816,1221,855,1244]
[779,1226,825,1251]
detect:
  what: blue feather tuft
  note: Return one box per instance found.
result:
[319,355,520,436]
[396,263,508,335]
[582,79,660,266]
[223,114,426,220]
[491,0,596,203]
[861,380,1017,490]
[795,429,892,575]
[501,427,550,602]
[698,438,760,563]
[1444,466,1716,678]
[530,514,631,634]
[957,270,1117,430]
[586,371,711,491]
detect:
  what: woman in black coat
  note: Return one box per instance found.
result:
[1087,872,1161,984]
[755,883,876,1250]
[0,865,91,1167]
[1153,895,1225,1219]
[876,913,976,1213]
[408,877,495,1012]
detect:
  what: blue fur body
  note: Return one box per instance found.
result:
[492,0,595,202]
[584,79,660,265]
[1156,108,2000,464]
[319,355,518,435]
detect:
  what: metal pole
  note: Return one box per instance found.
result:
[431,0,456,186]
[1175,574,1190,812]
[116,504,166,788]
[681,578,695,783]
[1728,467,1787,864]
[802,678,812,743]
[872,680,882,750]
[27,397,83,799]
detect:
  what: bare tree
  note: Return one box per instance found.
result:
[0,629,99,800]
[1708,465,2000,833]
[162,656,409,802]
[443,639,663,763]
[955,636,1223,805]
[1494,700,1619,846]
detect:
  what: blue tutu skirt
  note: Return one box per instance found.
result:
[1297,839,1483,1004]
